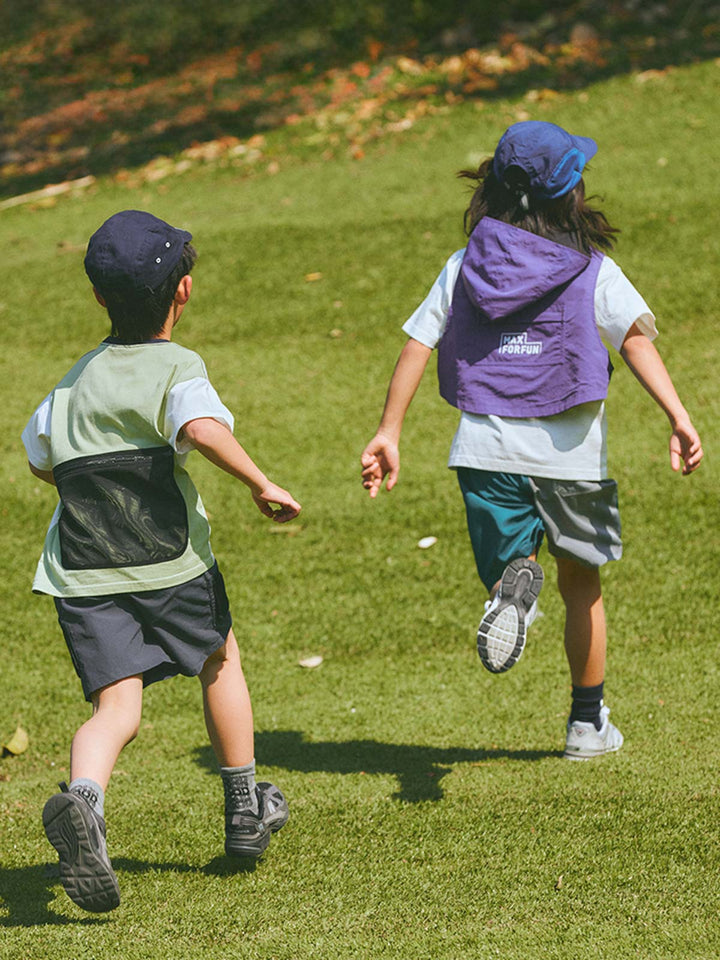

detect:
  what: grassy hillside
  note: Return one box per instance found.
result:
[2,0,719,199]
[0,53,718,960]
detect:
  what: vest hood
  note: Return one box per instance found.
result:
[462,217,591,321]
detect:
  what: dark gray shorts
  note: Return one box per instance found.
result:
[528,476,623,568]
[54,563,232,701]
[458,468,622,590]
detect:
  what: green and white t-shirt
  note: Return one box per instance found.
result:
[22,339,234,597]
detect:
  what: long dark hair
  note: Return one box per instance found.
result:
[458,158,619,253]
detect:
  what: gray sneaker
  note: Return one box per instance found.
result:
[564,704,624,760]
[225,782,289,858]
[477,558,544,674]
[42,783,120,913]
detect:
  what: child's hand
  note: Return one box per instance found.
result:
[360,434,399,498]
[669,419,703,475]
[252,483,302,522]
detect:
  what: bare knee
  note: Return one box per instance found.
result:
[93,704,142,744]
[91,676,143,742]
[555,557,602,604]
[199,630,238,684]
[204,643,229,668]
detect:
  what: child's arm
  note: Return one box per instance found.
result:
[361,337,433,497]
[181,418,301,522]
[620,322,703,475]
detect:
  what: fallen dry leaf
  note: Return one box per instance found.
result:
[2,725,29,757]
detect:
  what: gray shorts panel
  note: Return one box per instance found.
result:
[528,477,622,568]
[54,562,233,701]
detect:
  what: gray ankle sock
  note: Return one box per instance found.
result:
[220,760,258,815]
[69,777,105,818]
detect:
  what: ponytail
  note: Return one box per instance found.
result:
[458,160,620,253]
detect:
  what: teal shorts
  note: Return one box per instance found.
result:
[457,467,622,591]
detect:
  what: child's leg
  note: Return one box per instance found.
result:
[555,556,606,687]
[70,674,144,791]
[43,675,140,913]
[200,629,289,856]
[198,628,253,767]
[458,467,544,596]
[556,555,622,757]
[458,468,545,672]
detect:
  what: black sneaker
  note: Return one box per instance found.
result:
[477,558,544,674]
[225,782,289,858]
[42,783,120,913]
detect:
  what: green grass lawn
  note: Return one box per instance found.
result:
[1,58,718,960]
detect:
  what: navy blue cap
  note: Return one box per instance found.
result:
[84,210,192,296]
[493,121,598,200]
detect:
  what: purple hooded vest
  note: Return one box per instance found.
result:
[437,217,611,418]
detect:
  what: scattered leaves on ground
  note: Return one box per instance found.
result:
[1,4,718,199]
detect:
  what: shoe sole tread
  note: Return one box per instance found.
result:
[477,559,543,673]
[43,794,120,913]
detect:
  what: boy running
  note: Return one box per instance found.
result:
[23,210,301,912]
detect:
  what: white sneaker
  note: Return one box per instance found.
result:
[477,558,544,674]
[564,704,624,760]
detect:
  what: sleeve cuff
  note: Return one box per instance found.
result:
[165,377,235,452]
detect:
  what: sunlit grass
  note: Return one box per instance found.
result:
[0,58,718,960]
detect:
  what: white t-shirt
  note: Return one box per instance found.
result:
[403,249,657,481]
[22,376,234,471]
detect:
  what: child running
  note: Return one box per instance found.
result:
[361,121,703,760]
[22,210,301,913]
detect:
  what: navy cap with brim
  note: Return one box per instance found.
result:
[493,121,598,200]
[85,210,192,296]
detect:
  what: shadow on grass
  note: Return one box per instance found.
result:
[2,735,558,927]
[195,730,561,803]
[0,856,256,928]
[0,863,110,928]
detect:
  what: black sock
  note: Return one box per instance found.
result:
[570,682,604,731]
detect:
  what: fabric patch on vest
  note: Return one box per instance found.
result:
[54,446,188,570]
[498,332,544,356]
